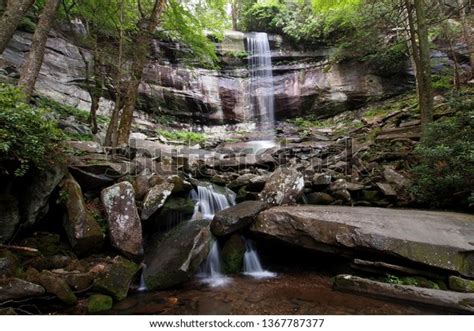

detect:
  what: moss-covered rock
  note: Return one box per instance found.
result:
[144,220,212,290]
[221,234,246,274]
[87,294,113,313]
[93,256,139,301]
[38,270,77,306]
[449,276,474,293]
[20,232,71,257]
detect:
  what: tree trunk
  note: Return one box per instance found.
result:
[0,0,35,55]
[414,0,433,125]
[114,0,167,146]
[17,0,60,101]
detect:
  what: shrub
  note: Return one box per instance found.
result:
[411,109,474,209]
[0,84,64,176]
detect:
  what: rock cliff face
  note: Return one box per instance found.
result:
[0,30,411,126]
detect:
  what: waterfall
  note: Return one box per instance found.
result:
[197,241,231,287]
[190,184,236,221]
[191,183,235,287]
[137,264,147,292]
[247,32,275,134]
[243,238,277,279]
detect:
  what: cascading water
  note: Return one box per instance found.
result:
[247,32,275,135]
[197,241,231,287]
[191,183,236,287]
[190,184,236,221]
[243,238,277,279]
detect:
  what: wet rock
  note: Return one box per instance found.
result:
[21,165,66,227]
[246,175,269,192]
[93,256,139,301]
[38,270,77,305]
[87,294,113,313]
[306,192,334,205]
[144,220,212,290]
[211,201,268,237]
[449,276,474,293]
[221,234,246,274]
[312,174,332,186]
[141,181,174,221]
[0,278,45,302]
[260,167,304,206]
[0,194,19,244]
[101,182,143,258]
[252,206,474,277]
[60,176,104,255]
[333,274,474,313]
[0,250,19,278]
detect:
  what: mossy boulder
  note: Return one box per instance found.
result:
[38,270,77,306]
[20,232,71,257]
[144,220,212,290]
[87,294,113,313]
[221,234,246,274]
[0,278,45,302]
[93,256,139,301]
[449,276,474,293]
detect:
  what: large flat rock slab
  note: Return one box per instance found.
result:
[251,206,474,277]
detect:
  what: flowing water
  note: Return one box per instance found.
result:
[247,32,275,134]
[190,184,236,221]
[197,241,232,288]
[190,183,236,287]
[243,239,277,279]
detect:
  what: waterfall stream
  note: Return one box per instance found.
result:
[243,239,277,279]
[247,32,275,134]
[191,183,235,287]
[190,184,236,221]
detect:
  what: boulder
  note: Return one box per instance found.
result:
[168,175,192,193]
[0,278,45,302]
[330,179,364,192]
[141,181,174,221]
[38,270,77,305]
[376,182,397,197]
[69,162,129,192]
[251,206,474,278]
[60,271,94,291]
[67,141,104,154]
[228,174,257,189]
[87,294,113,313]
[144,220,212,290]
[93,256,139,301]
[0,194,19,244]
[259,167,304,206]
[312,173,332,186]
[221,234,246,274]
[60,176,104,255]
[21,165,66,227]
[0,250,19,277]
[383,166,411,188]
[333,274,474,313]
[449,276,474,293]
[211,201,267,237]
[101,182,143,258]
[306,192,334,205]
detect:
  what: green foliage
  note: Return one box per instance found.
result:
[243,0,284,34]
[432,74,453,91]
[157,129,207,145]
[0,84,64,176]
[411,107,474,209]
